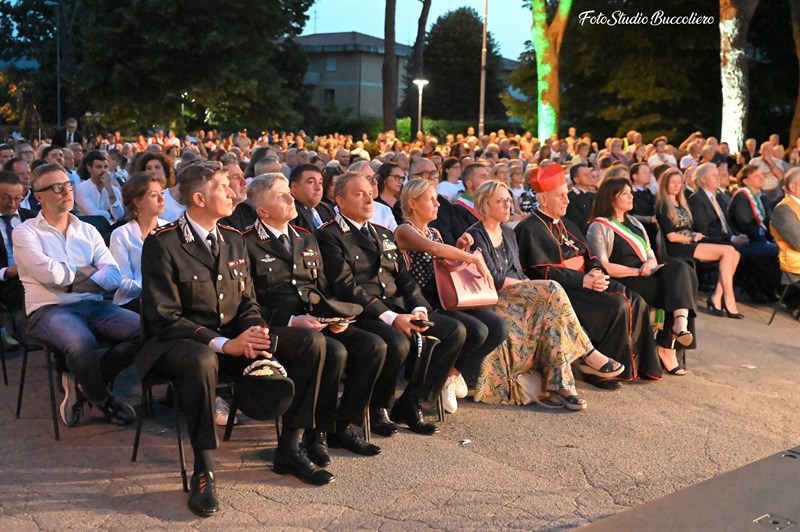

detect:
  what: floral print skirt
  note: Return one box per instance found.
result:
[474,280,593,405]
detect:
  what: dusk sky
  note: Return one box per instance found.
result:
[300,0,534,61]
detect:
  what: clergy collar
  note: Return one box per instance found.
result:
[535,208,560,224]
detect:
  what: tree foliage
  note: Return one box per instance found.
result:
[406,7,506,124]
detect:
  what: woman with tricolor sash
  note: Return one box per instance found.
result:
[587,178,698,376]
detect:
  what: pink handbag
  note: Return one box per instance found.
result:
[434,249,498,310]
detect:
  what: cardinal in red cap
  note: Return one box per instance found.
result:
[530,164,566,193]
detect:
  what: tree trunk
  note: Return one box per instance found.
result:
[789,0,800,145]
[383,0,398,132]
[719,0,759,152]
[410,0,432,135]
[530,0,572,141]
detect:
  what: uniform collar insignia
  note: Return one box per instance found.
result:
[335,213,351,234]
[256,219,271,241]
[177,213,194,243]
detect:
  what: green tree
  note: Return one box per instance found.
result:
[410,7,505,124]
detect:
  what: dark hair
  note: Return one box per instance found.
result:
[41,145,62,160]
[3,157,22,172]
[178,161,227,208]
[630,162,648,179]
[333,171,365,200]
[376,162,400,193]
[77,150,108,181]
[653,135,668,146]
[289,163,321,185]
[569,164,588,180]
[122,172,165,221]
[134,152,175,187]
[590,177,632,221]
[737,164,760,188]
[442,157,461,181]
[0,170,21,186]
[244,146,271,178]
[461,162,487,184]
[322,166,343,200]
[0,144,13,152]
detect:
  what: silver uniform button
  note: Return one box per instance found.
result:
[268,267,272,272]
[381,283,386,288]
[219,294,224,300]
[217,274,223,281]
[220,313,224,319]
[293,264,297,269]
[192,275,198,280]
[379,268,383,273]
[291,279,297,285]
[355,255,359,260]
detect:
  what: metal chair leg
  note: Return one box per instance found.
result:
[274,418,282,440]
[131,385,148,462]
[768,283,792,325]
[363,407,371,443]
[437,393,445,422]
[171,383,189,493]
[15,346,29,418]
[44,348,60,441]
[1,345,7,386]
[223,393,237,442]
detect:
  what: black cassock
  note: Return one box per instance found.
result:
[514,210,662,380]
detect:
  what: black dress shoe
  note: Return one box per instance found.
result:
[390,400,439,435]
[329,424,382,456]
[188,470,219,518]
[370,407,399,437]
[273,447,335,486]
[302,429,331,467]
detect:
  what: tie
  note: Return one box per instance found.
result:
[67,132,73,144]
[206,233,219,260]
[361,224,380,252]
[710,194,730,233]
[310,207,323,229]
[2,215,14,253]
[278,234,292,255]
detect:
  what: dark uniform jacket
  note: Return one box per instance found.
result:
[138,213,265,377]
[220,200,259,232]
[565,188,596,235]
[291,200,335,233]
[688,189,734,243]
[243,219,329,326]
[315,213,429,319]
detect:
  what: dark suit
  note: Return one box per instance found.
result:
[453,199,481,232]
[316,214,465,408]
[728,188,773,243]
[632,187,659,245]
[139,213,318,450]
[0,208,34,309]
[52,128,83,148]
[220,200,258,232]
[688,189,734,243]
[565,188,596,235]
[291,200,335,233]
[21,190,41,214]
[244,220,385,432]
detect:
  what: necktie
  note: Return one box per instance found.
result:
[310,207,323,229]
[2,215,14,254]
[278,234,292,255]
[361,224,381,252]
[710,194,730,233]
[67,132,73,144]
[206,233,219,260]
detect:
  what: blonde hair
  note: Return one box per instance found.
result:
[656,168,692,226]
[399,178,435,221]
[474,179,509,217]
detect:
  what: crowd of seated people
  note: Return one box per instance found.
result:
[1,121,798,517]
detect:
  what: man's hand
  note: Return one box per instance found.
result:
[74,265,99,283]
[583,268,609,291]
[732,234,749,246]
[392,314,426,337]
[327,320,351,334]
[222,326,272,359]
[639,258,659,277]
[5,265,18,278]
[290,314,327,331]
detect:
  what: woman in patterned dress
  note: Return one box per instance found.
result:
[467,180,625,410]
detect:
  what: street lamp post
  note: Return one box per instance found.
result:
[478,0,488,137]
[413,79,429,136]
[44,0,61,127]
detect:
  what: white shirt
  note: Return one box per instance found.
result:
[647,153,677,168]
[20,190,34,211]
[0,212,23,281]
[369,201,397,232]
[437,181,465,202]
[109,218,168,305]
[13,212,121,315]
[162,188,187,222]
[74,179,124,223]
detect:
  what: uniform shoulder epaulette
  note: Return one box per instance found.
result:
[219,224,242,235]
[150,222,177,237]
[291,224,311,234]
[318,220,336,230]
[242,224,255,235]
[371,222,390,232]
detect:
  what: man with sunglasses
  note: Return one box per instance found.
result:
[13,163,139,428]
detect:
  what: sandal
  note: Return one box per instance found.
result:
[671,313,694,347]
[556,391,588,411]
[658,347,687,376]
[578,356,625,379]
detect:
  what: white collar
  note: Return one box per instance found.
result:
[185,212,219,244]
[262,221,290,240]
[342,214,366,231]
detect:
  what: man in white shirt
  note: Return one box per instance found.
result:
[647,136,678,168]
[75,150,124,223]
[13,163,139,428]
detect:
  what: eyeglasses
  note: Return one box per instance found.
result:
[20,150,34,155]
[35,180,74,194]
[411,170,438,179]
[389,173,406,181]
[493,198,512,206]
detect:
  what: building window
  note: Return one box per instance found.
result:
[324,89,335,105]
[325,56,336,72]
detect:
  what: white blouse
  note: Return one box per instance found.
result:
[162,188,186,222]
[110,218,168,305]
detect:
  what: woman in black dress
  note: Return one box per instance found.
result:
[587,178,698,375]
[656,168,743,318]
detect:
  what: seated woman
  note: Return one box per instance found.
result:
[587,178,699,375]
[467,180,624,410]
[375,162,404,210]
[110,172,168,312]
[394,179,509,414]
[656,168,743,318]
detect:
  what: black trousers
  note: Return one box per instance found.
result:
[439,307,509,385]
[314,327,386,432]
[0,277,23,310]
[355,313,465,407]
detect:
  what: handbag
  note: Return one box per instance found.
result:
[512,372,564,409]
[434,249,498,310]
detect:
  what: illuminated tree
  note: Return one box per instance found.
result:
[719,0,759,151]
[530,0,572,140]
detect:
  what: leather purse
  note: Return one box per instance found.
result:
[434,249,498,310]
[512,372,563,409]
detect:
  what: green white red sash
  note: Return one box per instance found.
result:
[735,187,767,233]
[594,217,650,262]
[453,193,482,221]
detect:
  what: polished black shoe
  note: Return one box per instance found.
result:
[582,374,623,390]
[188,470,219,517]
[329,423,382,456]
[302,429,331,467]
[273,447,336,486]
[369,407,399,437]
[390,400,439,435]
[97,395,136,426]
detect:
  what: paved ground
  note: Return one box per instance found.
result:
[1,298,798,531]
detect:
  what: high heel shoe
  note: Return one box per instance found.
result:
[706,296,724,317]
[670,313,693,347]
[657,347,687,376]
[721,299,744,319]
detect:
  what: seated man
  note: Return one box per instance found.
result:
[140,161,334,516]
[4,157,39,213]
[770,168,800,295]
[244,174,384,459]
[221,159,283,231]
[316,173,466,437]
[453,163,491,229]
[564,164,597,235]
[630,162,659,245]
[74,150,124,223]
[289,164,335,231]
[515,165,662,384]
[13,163,138,427]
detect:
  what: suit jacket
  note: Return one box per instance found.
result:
[728,188,773,243]
[688,189,733,243]
[0,207,35,269]
[244,219,330,326]
[315,213,429,319]
[453,200,481,231]
[291,200,335,233]
[221,200,258,232]
[565,189,596,235]
[21,190,41,214]
[466,222,525,289]
[52,128,83,148]
[391,194,466,246]
[138,213,265,377]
